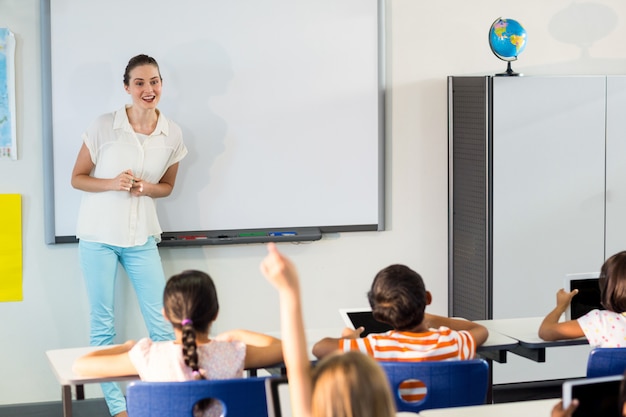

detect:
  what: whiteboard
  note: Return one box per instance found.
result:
[41,0,385,244]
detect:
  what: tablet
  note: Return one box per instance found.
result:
[339,308,393,337]
[564,272,603,321]
[265,377,292,417]
[562,374,623,416]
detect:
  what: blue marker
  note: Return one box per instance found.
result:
[269,231,297,237]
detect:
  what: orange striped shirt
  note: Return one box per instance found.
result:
[339,327,476,361]
[339,327,477,403]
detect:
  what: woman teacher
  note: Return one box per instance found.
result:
[70,54,187,417]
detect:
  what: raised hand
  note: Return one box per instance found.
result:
[556,288,579,309]
[260,242,299,292]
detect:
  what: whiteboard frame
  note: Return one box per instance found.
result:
[40,0,386,245]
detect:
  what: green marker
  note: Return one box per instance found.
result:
[239,232,267,237]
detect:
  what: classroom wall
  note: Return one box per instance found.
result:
[1,0,626,406]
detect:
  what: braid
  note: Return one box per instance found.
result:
[181,320,204,379]
[164,270,219,380]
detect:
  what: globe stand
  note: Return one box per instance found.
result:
[495,61,522,77]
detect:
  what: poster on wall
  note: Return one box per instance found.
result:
[0,28,16,160]
[0,194,22,302]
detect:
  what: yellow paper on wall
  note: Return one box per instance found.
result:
[0,194,22,301]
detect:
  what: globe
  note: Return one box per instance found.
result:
[489,18,527,76]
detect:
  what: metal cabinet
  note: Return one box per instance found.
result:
[448,75,608,383]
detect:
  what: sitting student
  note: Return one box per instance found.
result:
[539,250,626,344]
[260,242,397,417]
[73,269,283,416]
[551,367,626,417]
[312,264,488,361]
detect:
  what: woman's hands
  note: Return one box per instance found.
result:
[114,170,137,192]
[113,169,147,195]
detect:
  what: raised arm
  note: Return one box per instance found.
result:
[215,329,283,369]
[72,340,138,377]
[260,243,312,417]
[423,313,489,346]
[538,289,585,341]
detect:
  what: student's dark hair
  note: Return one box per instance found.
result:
[367,264,427,331]
[123,54,161,86]
[599,251,626,313]
[163,270,219,379]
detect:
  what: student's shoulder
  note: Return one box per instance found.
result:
[131,337,176,355]
[204,339,246,354]
[201,341,246,366]
[429,326,478,342]
[579,309,625,324]
[369,330,427,342]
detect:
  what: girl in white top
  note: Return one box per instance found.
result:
[73,269,283,417]
[70,54,187,417]
[539,251,626,346]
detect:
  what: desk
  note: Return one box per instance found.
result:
[473,328,518,403]
[418,398,556,416]
[46,346,139,417]
[476,317,588,362]
[476,328,518,364]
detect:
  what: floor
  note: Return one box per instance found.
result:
[0,398,110,417]
[0,381,565,417]
[492,379,564,403]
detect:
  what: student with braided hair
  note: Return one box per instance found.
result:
[73,270,283,415]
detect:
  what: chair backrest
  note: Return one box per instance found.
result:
[379,359,489,413]
[587,347,626,378]
[265,377,291,417]
[126,377,269,417]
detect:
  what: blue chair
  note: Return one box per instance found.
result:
[126,377,269,417]
[379,359,489,413]
[586,347,626,378]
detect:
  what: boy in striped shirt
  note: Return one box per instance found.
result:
[312,264,488,362]
[312,264,489,403]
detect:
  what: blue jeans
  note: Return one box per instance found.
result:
[79,237,174,416]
